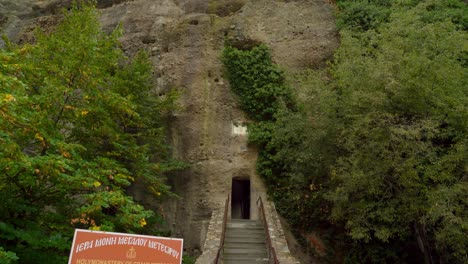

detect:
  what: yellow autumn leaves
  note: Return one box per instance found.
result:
[64,104,90,116]
[2,94,16,103]
[85,218,146,230]
[138,218,147,227]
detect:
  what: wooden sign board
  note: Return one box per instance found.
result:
[68,229,183,264]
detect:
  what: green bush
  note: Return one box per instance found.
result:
[0,248,18,264]
[182,255,197,264]
[336,0,390,31]
[420,0,468,30]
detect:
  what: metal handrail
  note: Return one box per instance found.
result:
[214,194,230,264]
[257,196,279,264]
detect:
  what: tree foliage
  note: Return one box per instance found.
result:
[0,3,180,262]
[223,0,467,263]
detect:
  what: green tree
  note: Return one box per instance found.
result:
[275,0,466,262]
[326,2,467,262]
[222,0,467,263]
[0,3,180,262]
[336,0,391,32]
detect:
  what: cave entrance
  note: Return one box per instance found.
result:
[231,178,250,219]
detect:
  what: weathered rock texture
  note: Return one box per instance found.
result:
[0,0,338,262]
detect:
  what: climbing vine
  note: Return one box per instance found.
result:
[222,43,293,183]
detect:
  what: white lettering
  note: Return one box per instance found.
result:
[117,236,148,247]
[95,237,117,247]
[147,240,180,259]
[75,240,94,253]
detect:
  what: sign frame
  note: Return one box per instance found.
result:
[68,229,183,264]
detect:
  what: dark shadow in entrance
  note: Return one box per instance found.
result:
[231,178,250,219]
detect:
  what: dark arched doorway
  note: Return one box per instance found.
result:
[231,178,250,219]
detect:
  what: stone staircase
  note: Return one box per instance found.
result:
[222,219,269,264]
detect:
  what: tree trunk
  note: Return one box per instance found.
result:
[414,222,434,264]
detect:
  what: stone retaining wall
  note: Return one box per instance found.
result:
[262,197,301,264]
[196,196,300,264]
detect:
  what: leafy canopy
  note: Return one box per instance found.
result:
[223,0,467,263]
[0,3,180,263]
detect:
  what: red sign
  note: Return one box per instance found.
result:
[68,229,183,264]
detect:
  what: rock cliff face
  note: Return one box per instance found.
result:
[0,0,338,260]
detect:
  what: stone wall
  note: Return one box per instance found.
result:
[195,207,223,264]
[262,197,301,264]
[196,195,300,264]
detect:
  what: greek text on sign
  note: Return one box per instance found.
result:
[68,229,183,264]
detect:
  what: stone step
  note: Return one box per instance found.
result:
[223,252,268,257]
[226,228,265,233]
[226,226,265,231]
[225,231,265,238]
[228,219,262,223]
[229,219,261,222]
[225,232,264,238]
[222,253,268,263]
[224,247,267,254]
[224,242,266,249]
[222,220,268,264]
[224,245,266,252]
[224,236,266,244]
[222,259,269,264]
[222,253,268,261]
[224,240,266,246]
[226,225,264,230]
[226,223,264,230]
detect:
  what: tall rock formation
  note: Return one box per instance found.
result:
[0,0,338,261]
